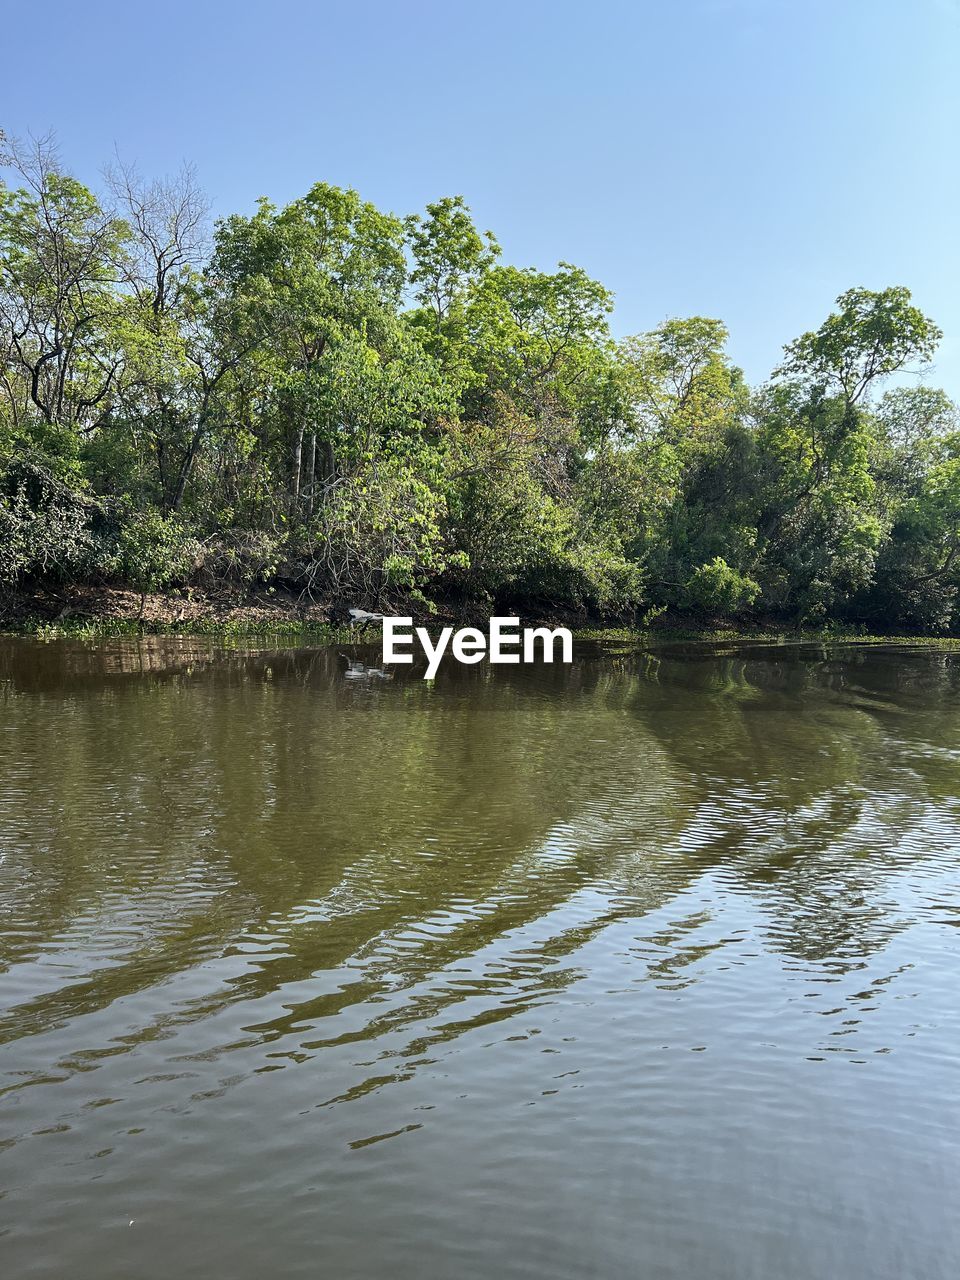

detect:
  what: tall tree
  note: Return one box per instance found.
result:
[212,184,407,514]
[0,134,129,446]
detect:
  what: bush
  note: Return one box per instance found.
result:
[192,530,284,594]
[686,557,759,614]
[300,452,448,602]
[115,509,198,593]
[0,459,108,585]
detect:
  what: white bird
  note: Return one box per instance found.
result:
[348,607,383,625]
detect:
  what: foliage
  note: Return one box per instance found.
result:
[114,508,197,593]
[1,134,957,632]
[0,458,106,584]
[686,558,759,614]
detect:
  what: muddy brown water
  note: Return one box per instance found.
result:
[1,636,959,1279]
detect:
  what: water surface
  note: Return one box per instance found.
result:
[1,636,959,1279]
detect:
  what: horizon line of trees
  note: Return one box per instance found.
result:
[2,130,959,630]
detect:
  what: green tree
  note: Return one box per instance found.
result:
[0,135,130,448]
[212,183,408,514]
[778,286,941,409]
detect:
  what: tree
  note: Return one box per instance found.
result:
[0,134,130,443]
[742,289,944,624]
[405,195,498,329]
[778,286,941,408]
[3,133,959,632]
[466,263,615,417]
[621,317,745,441]
[616,318,752,607]
[862,388,960,629]
[92,158,233,514]
[211,183,407,515]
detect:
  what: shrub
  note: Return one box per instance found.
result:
[192,530,284,594]
[686,557,759,614]
[0,460,106,585]
[300,452,448,602]
[115,509,198,594]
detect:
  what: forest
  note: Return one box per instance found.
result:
[1,132,958,632]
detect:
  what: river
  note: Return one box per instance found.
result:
[1,636,958,1279]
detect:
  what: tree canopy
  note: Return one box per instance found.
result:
[1,134,956,631]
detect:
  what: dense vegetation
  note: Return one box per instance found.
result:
[2,133,958,631]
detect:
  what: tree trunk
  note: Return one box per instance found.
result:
[290,423,304,515]
[169,419,206,513]
[305,432,317,518]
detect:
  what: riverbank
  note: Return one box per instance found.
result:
[0,584,342,639]
[2,583,959,646]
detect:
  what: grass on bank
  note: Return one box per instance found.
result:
[7,615,351,642]
[5,608,960,649]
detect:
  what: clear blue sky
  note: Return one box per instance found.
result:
[5,0,959,393]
